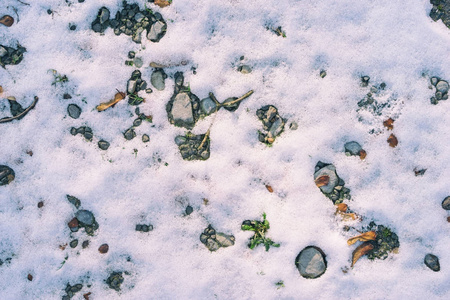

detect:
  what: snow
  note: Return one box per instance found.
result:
[1,0,450,299]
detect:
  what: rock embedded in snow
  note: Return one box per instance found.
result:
[0,165,15,186]
[124,128,136,140]
[98,140,110,150]
[314,161,351,204]
[256,105,285,144]
[200,225,235,251]
[199,96,219,117]
[0,44,26,67]
[344,141,363,156]
[142,134,150,143]
[76,210,95,226]
[424,253,440,272]
[429,1,450,28]
[442,196,450,210]
[295,246,327,279]
[106,272,124,291]
[66,195,81,209]
[91,7,110,33]
[175,132,210,161]
[430,77,449,104]
[436,80,449,94]
[238,65,252,74]
[151,69,167,91]
[67,104,81,119]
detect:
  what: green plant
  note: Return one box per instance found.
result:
[128,93,144,105]
[48,69,69,86]
[133,148,138,158]
[275,280,285,289]
[241,213,280,251]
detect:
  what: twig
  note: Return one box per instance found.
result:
[16,0,30,6]
[0,96,39,123]
[197,129,210,150]
[222,90,254,106]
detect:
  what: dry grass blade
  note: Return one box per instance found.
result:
[387,133,398,148]
[315,175,329,187]
[347,231,377,246]
[351,241,374,267]
[0,15,14,27]
[96,91,125,112]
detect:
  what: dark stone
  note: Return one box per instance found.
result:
[361,76,370,87]
[424,254,440,271]
[151,69,167,91]
[314,161,351,204]
[76,210,95,226]
[344,141,363,156]
[98,140,110,150]
[106,272,124,291]
[67,104,81,119]
[66,195,81,209]
[98,244,109,254]
[133,118,142,127]
[8,98,25,117]
[0,165,15,186]
[124,128,136,140]
[256,105,285,144]
[69,25,77,31]
[82,240,89,248]
[185,205,193,215]
[295,246,327,279]
[200,225,235,251]
[63,93,72,99]
[70,239,78,248]
[442,196,450,210]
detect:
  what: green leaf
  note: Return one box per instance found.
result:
[241,224,255,231]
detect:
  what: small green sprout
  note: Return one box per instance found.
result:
[128,93,144,105]
[48,69,69,86]
[133,148,138,158]
[241,213,280,251]
[275,280,285,289]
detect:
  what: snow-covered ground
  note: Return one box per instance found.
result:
[1,0,450,299]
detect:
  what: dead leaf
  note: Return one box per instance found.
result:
[336,203,348,212]
[315,175,329,187]
[0,15,14,27]
[383,118,394,130]
[59,243,67,250]
[83,292,91,300]
[265,185,273,193]
[96,91,125,112]
[387,134,398,148]
[347,231,377,246]
[154,0,171,8]
[359,149,367,160]
[351,241,374,267]
[340,213,358,221]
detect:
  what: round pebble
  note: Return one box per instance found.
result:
[98,140,110,151]
[75,210,95,225]
[67,104,81,119]
[99,244,109,254]
[295,246,327,279]
[442,196,450,210]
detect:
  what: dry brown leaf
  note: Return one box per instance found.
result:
[315,175,329,187]
[154,0,171,8]
[83,292,92,300]
[387,134,398,148]
[351,241,374,267]
[96,91,125,112]
[265,185,273,193]
[340,212,358,221]
[0,15,14,27]
[383,118,394,130]
[0,86,3,95]
[336,203,348,212]
[359,149,367,160]
[347,231,377,246]
[59,243,67,250]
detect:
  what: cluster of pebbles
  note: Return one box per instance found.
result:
[314,161,351,204]
[429,0,450,28]
[0,44,26,67]
[61,283,83,300]
[256,105,285,145]
[127,70,149,105]
[106,272,125,291]
[91,2,167,44]
[67,195,99,236]
[175,132,210,161]
[429,76,449,105]
[199,225,235,252]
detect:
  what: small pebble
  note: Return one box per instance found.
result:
[424,254,440,272]
[98,244,109,254]
[442,196,450,210]
[124,128,136,140]
[82,240,89,249]
[70,239,78,248]
[185,205,193,215]
[98,140,110,151]
[145,88,153,94]
[128,51,135,59]
[142,134,150,143]
[63,93,72,99]
[67,104,82,119]
[70,24,77,31]
[37,201,44,208]
[320,70,327,78]
[133,118,142,127]
[27,274,33,281]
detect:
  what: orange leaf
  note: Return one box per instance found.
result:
[315,175,329,187]
[265,185,273,193]
[359,149,367,160]
[154,0,171,8]
[96,91,125,112]
[347,231,377,246]
[387,134,398,148]
[351,241,374,267]
[0,15,14,27]
[340,212,358,221]
[336,203,348,213]
[383,118,394,130]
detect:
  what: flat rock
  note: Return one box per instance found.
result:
[170,93,195,128]
[75,210,95,226]
[0,165,15,186]
[424,253,440,272]
[124,128,136,140]
[344,141,362,156]
[67,104,81,119]
[98,140,110,150]
[200,96,218,116]
[151,69,167,91]
[147,21,166,42]
[313,164,339,194]
[295,246,327,279]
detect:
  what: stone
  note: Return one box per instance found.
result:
[424,254,440,272]
[295,246,327,279]
[147,21,166,42]
[200,96,218,116]
[142,134,150,143]
[185,205,193,215]
[175,132,210,161]
[124,128,136,140]
[361,76,370,87]
[289,122,298,130]
[133,118,142,127]
[215,232,235,247]
[128,51,135,59]
[98,244,109,254]
[98,7,110,24]
[256,105,285,144]
[320,70,327,78]
[430,77,439,86]
[170,93,195,128]
[67,104,81,119]
[0,165,15,186]
[75,210,95,226]
[344,141,363,156]
[98,140,110,150]
[200,225,234,251]
[82,240,89,248]
[66,195,81,209]
[136,224,153,232]
[127,80,137,94]
[442,196,450,210]
[314,164,339,194]
[70,239,78,248]
[8,97,24,117]
[238,65,252,74]
[134,57,143,68]
[151,69,167,91]
[106,272,124,291]
[436,80,449,94]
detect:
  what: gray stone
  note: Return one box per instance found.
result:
[66,195,81,209]
[344,141,363,156]
[430,77,439,86]
[289,122,298,130]
[320,70,327,78]
[127,80,137,94]
[132,27,144,43]
[442,196,450,210]
[436,80,449,94]
[75,210,95,226]
[134,57,143,68]
[171,93,194,126]
[256,105,285,144]
[0,46,8,57]
[185,205,193,215]
[98,140,110,150]
[424,254,440,272]
[99,7,110,24]
[314,164,339,194]
[238,65,252,74]
[70,239,78,248]
[67,104,81,119]
[133,118,142,127]
[295,246,327,279]
[124,128,136,140]
[174,136,187,146]
[151,69,167,91]
[200,97,218,116]
[215,232,235,247]
[0,165,15,186]
[147,21,166,42]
